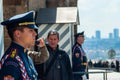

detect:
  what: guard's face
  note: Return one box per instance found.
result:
[47,34,59,50]
[77,36,85,44]
[16,27,37,48]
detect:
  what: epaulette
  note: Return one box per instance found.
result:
[0,48,18,69]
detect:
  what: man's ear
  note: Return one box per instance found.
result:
[14,30,21,38]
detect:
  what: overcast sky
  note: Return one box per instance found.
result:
[78,0,120,38]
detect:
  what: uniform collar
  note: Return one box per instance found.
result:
[10,42,27,53]
[75,42,82,47]
[46,44,59,51]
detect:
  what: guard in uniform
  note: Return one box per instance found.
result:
[0,11,39,80]
[72,31,88,80]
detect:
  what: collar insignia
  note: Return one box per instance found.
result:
[10,49,17,58]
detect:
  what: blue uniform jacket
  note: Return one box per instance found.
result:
[72,42,87,75]
[0,42,38,80]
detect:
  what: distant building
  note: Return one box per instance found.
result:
[113,28,119,39]
[95,30,101,39]
[109,33,113,39]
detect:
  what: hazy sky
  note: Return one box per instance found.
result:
[78,0,120,38]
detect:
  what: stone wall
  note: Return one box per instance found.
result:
[3,0,28,50]
[28,0,46,11]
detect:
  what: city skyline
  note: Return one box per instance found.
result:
[85,28,120,39]
[78,0,120,38]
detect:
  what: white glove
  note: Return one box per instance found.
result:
[82,75,87,80]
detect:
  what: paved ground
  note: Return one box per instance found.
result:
[89,69,120,80]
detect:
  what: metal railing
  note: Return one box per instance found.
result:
[73,68,113,80]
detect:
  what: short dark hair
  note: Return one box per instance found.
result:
[6,24,27,40]
[47,30,59,39]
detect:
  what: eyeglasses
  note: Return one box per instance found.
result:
[48,30,59,35]
[47,30,59,38]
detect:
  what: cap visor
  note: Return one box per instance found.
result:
[28,24,38,29]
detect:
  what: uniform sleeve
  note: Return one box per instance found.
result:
[0,58,21,80]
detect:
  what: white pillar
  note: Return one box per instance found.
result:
[0,0,4,59]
